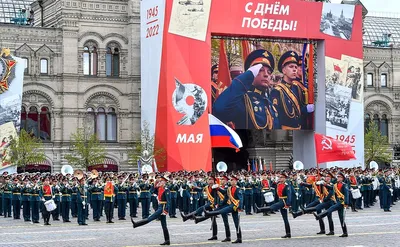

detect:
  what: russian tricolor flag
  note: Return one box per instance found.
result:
[209,114,243,152]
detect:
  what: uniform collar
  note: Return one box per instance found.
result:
[254,88,263,95]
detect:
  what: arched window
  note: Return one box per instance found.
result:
[105,43,120,77]
[364,113,370,132]
[367,73,373,87]
[40,58,48,74]
[381,73,387,87]
[22,58,29,74]
[96,107,106,141]
[107,107,117,141]
[83,41,98,76]
[27,106,39,137]
[87,107,118,142]
[380,114,388,137]
[373,114,380,127]
[21,106,27,130]
[40,107,51,141]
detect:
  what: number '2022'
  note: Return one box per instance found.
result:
[146,25,159,38]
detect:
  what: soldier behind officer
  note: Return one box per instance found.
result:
[270,51,314,130]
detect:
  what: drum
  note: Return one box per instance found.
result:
[351,188,361,199]
[264,192,274,203]
[44,199,57,212]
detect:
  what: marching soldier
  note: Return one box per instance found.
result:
[128,176,139,218]
[89,177,102,221]
[314,172,349,237]
[116,175,128,220]
[380,170,393,212]
[21,177,31,221]
[168,176,179,218]
[270,51,314,130]
[132,176,171,246]
[189,176,219,241]
[51,178,61,221]
[77,176,88,226]
[30,176,41,223]
[255,172,292,238]
[104,175,117,223]
[40,176,52,225]
[139,174,151,218]
[11,177,21,219]
[205,175,243,244]
[2,176,12,217]
[60,177,72,222]
[71,178,78,218]
[213,49,280,130]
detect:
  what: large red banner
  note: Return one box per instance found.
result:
[141,0,363,171]
[314,133,356,164]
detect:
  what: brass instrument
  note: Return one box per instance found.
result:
[90,169,99,179]
[148,172,156,183]
[73,169,84,180]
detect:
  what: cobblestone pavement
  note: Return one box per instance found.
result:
[0,203,399,247]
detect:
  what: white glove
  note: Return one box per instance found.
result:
[248,64,263,78]
[212,184,219,189]
[82,201,86,206]
[306,104,315,113]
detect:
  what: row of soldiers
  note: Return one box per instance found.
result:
[0,167,399,229]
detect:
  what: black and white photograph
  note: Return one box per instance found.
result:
[172,78,207,125]
[320,2,355,40]
[342,55,363,101]
[0,94,22,130]
[326,84,352,131]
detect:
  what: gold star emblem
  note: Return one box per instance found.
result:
[263,51,269,57]
[291,52,295,56]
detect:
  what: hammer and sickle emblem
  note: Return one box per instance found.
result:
[321,137,333,150]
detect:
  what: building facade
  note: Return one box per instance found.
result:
[0,0,141,172]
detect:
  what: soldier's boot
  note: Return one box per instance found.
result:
[313,211,327,221]
[281,223,291,238]
[291,209,304,219]
[232,228,242,244]
[181,211,196,222]
[194,216,209,224]
[326,218,334,235]
[131,217,149,228]
[160,229,170,245]
[204,210,219,217]
[254,204,270,214]
[316,220,326,234]
[221,225,231,242]
[339,224,348,237]
[303,207,317,214]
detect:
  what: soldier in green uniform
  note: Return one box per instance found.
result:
[51,178,61,221]
[2,176,12,217]
[128,176,139,218]
[40,176,53,225]
[71,178,78,217]
[313,172,349,237]
[139,174,152,218]
[11,177,22,219]
[21,177,31,221]
[116,175,128,220]
[77,176,88,225]
[132,176,171,246]
[243,173,254,215]
[89,177,102,221]
[30,176,41,223]
[270,51,314,130]
[205,175,243,244]
[168,176,180,218]
[60,177,72,222]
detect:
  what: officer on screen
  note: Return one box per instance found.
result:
[212,49,280,130]
[293,55,311,129]
[270,51,314,130]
